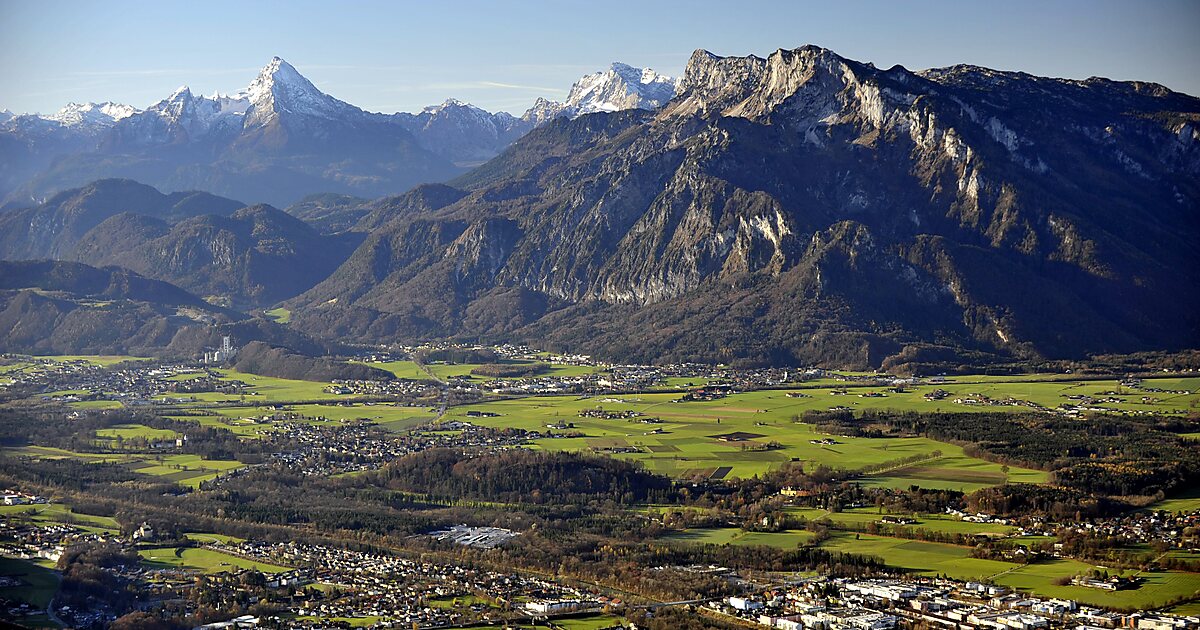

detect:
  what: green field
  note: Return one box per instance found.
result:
[992,559,1200,610]
[264,307,292,323]
[427,594,496,609]
[443,392,1048,484]
[357,360,432,380]
[33,354,152,366]
[359,359,602,383]
[167,414,277,439]
[0,503,120,534]
[95,423,180,442]
[820,531,1014,580]
[2,446,243,488]
[183,532,246,545]
[0,556,58,615]
[138,547,290,573]
[211,369,352,401]
[556,615,632,629]
[1152,486,1200,513]
[787,507,1018,536]
[201,403,434,433]
[663,528,817,548]
[666,525,1199,609]
[69,400,124,410]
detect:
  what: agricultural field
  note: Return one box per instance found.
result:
[786,507,1018,537]
[991,559,1200,610]
[2,445,243,489]
[777,375,1200,416]
[34,355,151,366]
[264,307,292,323]
[138,547,290,574]
[359,359,602,382]
[1151,487,1200,514]
[166,413,278,439]
[427,594,496,609]
[663,528,817,548]
[442,392,1048,485]
[68,400,123,410]
[183,532,246,545]
[0,503,120,534]
[663,525,1200,608]
[201,402,434,433]
[94,423,181,443]
[820,531,1014,580]
[0,556,58,623]
[356,360,431,380]
[210,369,350,402]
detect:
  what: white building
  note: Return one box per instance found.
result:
[204,336,238,364]
[730,596,765,611]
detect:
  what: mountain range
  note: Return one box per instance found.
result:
[284,46,1200,369]
[0,179,360,310]
[1,45,1196,369]
[0,58,678,207]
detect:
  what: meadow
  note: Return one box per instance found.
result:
[786,507,1019,537]
[359,359,603,382]
[659,526,1200,609]
[138,547,291,573]
[0,503,120,535]
[2,445,243,489]
[0,556,58,624]
[441,392,1049,486]
[94,423,181,442]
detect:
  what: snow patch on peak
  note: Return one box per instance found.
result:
[45,101,139,128]
[244,56,359,125]
[522,61,678,124]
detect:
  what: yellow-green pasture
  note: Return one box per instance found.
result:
[786,507,1019,537]
[198,402,434,433]
[0,503,119,534]
[360,359,602,382]
[138,547,290,573]
[2,446,243,489]
[442,392,1048,486]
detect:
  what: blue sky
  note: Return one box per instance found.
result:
[1,0,1198,115]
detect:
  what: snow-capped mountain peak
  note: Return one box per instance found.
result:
[45,101,139,128]
[521,62,679,124]
[244,56,358,125]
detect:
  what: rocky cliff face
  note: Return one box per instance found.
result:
[282,45,1198,366]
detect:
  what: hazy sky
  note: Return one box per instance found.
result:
[2,0,1198,115]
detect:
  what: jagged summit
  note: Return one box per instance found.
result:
[43,101,138,128]
[521,61,679,124]
[243,56,359,125]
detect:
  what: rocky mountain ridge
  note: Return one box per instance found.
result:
[285,45,1200,369]
[1,59,680,206]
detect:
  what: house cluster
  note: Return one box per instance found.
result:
[951,394,1049,412]
[0,516,112,564]
[579,407,644,419]
[266,420,413,476]
[206,540,606,627]
[1060,509,1200,550]
[728,578,1200,630]
[1,357,243,407]
[320,378,441,399]
[1,490,47,506]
